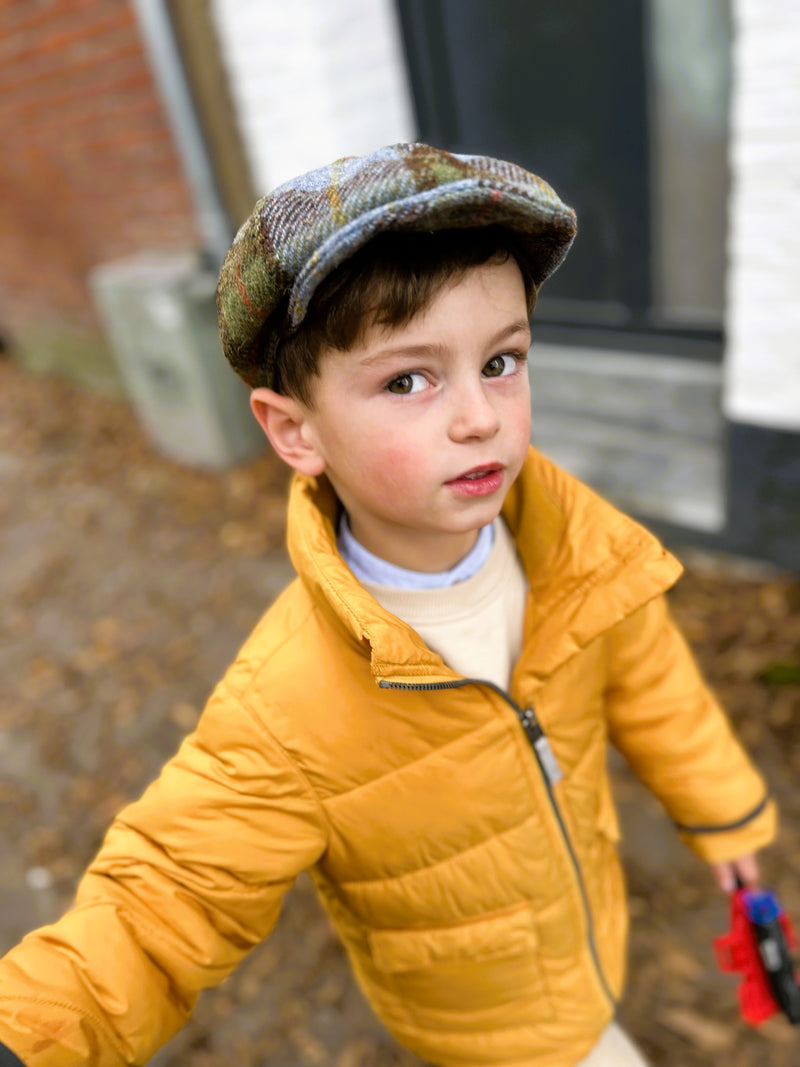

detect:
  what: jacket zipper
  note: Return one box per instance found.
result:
[379,675,616,1009]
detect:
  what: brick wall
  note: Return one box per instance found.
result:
[0,0,199,389]
[724,0,800,432]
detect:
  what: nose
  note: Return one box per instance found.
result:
[447,380,500,442]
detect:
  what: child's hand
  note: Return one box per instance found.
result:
[712,852,760,893]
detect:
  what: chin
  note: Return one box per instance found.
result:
[451,504,503,531]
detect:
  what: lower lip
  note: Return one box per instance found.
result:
[446,469,504,497]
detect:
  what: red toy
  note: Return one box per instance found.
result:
[714,886,800,1025]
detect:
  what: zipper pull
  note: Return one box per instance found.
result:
[519,708,563,785]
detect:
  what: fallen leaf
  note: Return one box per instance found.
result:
[658,1006,735,1052]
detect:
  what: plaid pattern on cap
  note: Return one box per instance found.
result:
[216,142,577,389]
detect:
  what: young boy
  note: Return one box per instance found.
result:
[0,143,776,1067]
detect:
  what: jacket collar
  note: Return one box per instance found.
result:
[286,448,682,687]
[500,448,682,682]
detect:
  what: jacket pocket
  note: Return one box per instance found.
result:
[366,905,553,1019]
[368,906,538,972]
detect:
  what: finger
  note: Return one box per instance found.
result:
[734,853,760,888]
[713,862,737,893]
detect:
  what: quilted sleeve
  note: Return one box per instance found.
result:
[604,594,777,863]
[0,682,329,1066]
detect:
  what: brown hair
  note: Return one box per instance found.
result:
[262,226,537,406]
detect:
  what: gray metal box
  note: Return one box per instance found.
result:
[90,252,264,468]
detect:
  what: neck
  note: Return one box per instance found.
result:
[346,522,480,573]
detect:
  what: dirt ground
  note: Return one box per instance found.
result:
[1,359,798,1066]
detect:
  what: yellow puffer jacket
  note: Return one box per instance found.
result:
[0,449,776,1067]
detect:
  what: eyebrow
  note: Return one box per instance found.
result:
[358,319,532,366]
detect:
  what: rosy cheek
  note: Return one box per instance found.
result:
[521,412,533,443]
[367,446,417,493]
[381,445,415,467]
[514,402,532,440]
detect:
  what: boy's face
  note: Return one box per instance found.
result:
[285,257,532,572]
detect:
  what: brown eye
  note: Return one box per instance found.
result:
[483,354,515,378]
[387,375,413,394]
[386,373,426,394]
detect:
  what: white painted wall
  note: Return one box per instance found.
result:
[210,0,415,194]
[724,0,800,432]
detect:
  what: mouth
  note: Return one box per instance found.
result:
[449,464,503,481]
[445,464,505,497]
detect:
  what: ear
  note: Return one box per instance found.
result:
[250,388,326,476]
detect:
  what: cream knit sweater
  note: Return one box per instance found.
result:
[359,519,528,690]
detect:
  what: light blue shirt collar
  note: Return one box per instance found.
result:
[337,514,496,590]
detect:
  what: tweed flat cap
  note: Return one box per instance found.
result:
[217,142,577,389]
